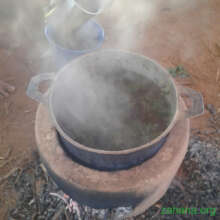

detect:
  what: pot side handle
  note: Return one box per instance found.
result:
[177,85,204,119]
[26,72,56,105]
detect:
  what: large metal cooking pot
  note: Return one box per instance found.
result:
[27,50,204,171]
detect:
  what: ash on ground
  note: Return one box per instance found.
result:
[6,136,220,219]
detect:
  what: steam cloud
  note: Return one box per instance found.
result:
[0,0,200,150]
[0,0,200,63]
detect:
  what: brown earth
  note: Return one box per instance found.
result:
[0,0,220,219]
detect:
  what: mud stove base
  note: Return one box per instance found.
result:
[35,99,189,217]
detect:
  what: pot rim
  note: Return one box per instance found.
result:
[49,49,180,155]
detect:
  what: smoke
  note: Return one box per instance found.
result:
[97,0,200,52]
[0,0,44,49]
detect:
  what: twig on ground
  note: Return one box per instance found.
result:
[64,209,71,220]
[31,213,38,220]
[50,193,82,220]
[0,145,13,160]
[14,169,22,185]
[4,101,10,115]
[0,152,30,168]
[0,168,19,185]
[51,206,65,220]
[40,163,48,182]
[50,192,68,204]
[171,178,185,192]
[33,164,40,217]
[0,157,14,168]
[151,204,162,219]
[66,199,81,220]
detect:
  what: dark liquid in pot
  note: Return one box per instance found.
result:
[58,71,173,151]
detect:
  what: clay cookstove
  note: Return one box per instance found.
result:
[35,98,190,217]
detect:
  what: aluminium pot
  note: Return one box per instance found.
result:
[27,50,204,171]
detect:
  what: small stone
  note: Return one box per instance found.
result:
[190,142,201,152]
[28,199,35,206]
[97,209,107,219]
[206,143,212,148]
[114,207,133,219]
[91,208,107,219]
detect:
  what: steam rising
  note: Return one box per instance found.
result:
[97,0,200,51]
[0,0,44,50]
[108,0,156,49]
[0,0,200,149]
[0,0,200,63]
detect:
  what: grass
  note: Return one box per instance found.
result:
[168,66,190,78]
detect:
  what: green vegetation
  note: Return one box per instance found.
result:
[168,66,190,78]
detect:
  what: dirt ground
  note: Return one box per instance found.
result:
[0,0,220,219]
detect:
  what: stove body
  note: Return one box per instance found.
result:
[35,99,190,216]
